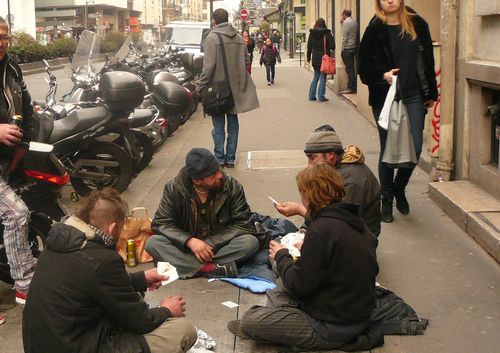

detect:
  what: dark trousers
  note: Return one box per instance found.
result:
[341,49,357,91]
[372,96,427,200]
[265,64,275,82]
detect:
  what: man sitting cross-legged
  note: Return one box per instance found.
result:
[146,148,264,279]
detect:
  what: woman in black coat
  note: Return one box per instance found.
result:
[242,29,255,74]
[359,0,438,223]
[307,18,335,102]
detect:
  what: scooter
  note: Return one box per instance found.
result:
[0,142,68,285]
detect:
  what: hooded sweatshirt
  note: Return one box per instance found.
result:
[307,27,335,69]
[22,216,170,353]
[275,202,379,326]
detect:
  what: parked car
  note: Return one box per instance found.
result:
[164,21,210,55]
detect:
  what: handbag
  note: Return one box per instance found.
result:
[117,207,153,263]
[320,35,336,75]
[381,78,418,169]
[201,33,235,115]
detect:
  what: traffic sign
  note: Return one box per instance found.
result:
[240,9,249,21]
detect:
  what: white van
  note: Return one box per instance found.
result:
[164,22,211,55]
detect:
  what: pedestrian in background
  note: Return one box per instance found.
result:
[242,29,255,74]
[257,33,264,53]
[260,37,281,86]
[196,8,259,167]
[307,18,335,102]
[271,30,282,51]
[340,9,359,94]
[358,0,437,222]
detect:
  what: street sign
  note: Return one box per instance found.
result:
[246,19,252,25]
[240,9,249,21]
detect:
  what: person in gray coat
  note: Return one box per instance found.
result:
[196,8,259,168]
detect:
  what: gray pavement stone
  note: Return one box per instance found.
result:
[1,58,499,353]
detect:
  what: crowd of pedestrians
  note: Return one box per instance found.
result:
[1,0,439,351]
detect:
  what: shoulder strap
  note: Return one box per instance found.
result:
[215,32,231,88]
[323,35,327,54]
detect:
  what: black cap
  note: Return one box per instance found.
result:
[185,148,220,179]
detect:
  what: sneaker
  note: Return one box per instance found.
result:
[271,80,274,84]
[340,89,355,94]
[394,190,410,215]
[309,97,317,101]
[0,313,5,325]
[227,320,249,338]
[267,81,271,86]
[15,290,28,305]
[224,162,235,168]
[318,97,329,102]
[209,262,238,278]
[381,199,394,223]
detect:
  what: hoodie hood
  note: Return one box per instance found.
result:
[342,144,365,164]
[209,22,238,38]
[46,216,107,253]
[316,202,366,232]
[309,28,331,39]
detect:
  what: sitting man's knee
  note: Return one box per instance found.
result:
[239,234,260,252]
[176,318,197,348]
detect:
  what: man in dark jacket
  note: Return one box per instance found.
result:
[146,148,262,279]
[0,16,36,304]
[22,188,197,353]
[275,125,381,237]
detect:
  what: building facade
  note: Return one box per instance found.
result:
[1,0,37,37]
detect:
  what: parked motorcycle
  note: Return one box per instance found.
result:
[0,142,68,285]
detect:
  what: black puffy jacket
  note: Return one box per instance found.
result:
[307,28,335,69]
[358,9,438,108]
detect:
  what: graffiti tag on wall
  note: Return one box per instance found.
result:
[431,69,441,156]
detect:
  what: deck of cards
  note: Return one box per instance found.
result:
[157,262,179,286]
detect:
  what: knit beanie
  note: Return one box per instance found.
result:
[304,130,343,153]
[185,148,220,179]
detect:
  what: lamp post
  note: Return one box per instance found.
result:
[7,0,11,33]
[84,0,94,30]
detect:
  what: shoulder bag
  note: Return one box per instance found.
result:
[201,33,235,115]
[320,35,336,75]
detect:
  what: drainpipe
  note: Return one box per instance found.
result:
[433,0,458,181]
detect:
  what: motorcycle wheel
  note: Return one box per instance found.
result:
[131,131,154,174]
[70,142,133,197]
[0,213,51,285]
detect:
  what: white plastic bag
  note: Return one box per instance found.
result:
[378,76,398,130]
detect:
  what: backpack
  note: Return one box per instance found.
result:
[370,286,429,335]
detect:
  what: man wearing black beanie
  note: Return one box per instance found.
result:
[146,148,264,278]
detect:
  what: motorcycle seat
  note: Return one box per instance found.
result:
[49,107,109,144]
[129,109,153,128]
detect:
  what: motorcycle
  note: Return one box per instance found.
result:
[0,142,68,285]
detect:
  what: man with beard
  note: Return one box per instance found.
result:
[146,148,262,279]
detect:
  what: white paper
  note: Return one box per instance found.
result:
[280,232,305,258]
[378,75,398,130]
[267,196,279,205]
[157,262,179,286]
[221,301,239,308]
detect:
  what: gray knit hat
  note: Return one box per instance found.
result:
[185,148,220,179]
[304,130,343,154]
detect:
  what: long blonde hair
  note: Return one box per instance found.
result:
[374,0,417,41]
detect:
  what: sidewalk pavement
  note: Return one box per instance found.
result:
[1,56,499,352]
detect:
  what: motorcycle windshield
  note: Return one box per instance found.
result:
[65,30,100,78]
[109,35,132,66]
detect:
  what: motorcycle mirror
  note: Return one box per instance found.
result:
[42,59,49,69]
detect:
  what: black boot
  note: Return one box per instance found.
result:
[381,198,394,223]
[394,189,410,215]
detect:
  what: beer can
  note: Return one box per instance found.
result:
[126,239,137,267]
[9,115,23,128]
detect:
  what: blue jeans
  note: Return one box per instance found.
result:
[372,96,427,200]
[211,113,239,164]
[265,64,276,82]
[308,68,327,100]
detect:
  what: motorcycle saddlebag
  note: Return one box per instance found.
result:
[146,70,178,89]
[152,81,192,115]
[100,71,145,113]
[193,54,204,75]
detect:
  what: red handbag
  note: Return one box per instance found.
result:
[320,35,336,75]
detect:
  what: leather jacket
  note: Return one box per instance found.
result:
[358,8,438,108]
[0,54,34,156]
[152,168,266,252]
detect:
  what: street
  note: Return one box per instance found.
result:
[1,57,499,353]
